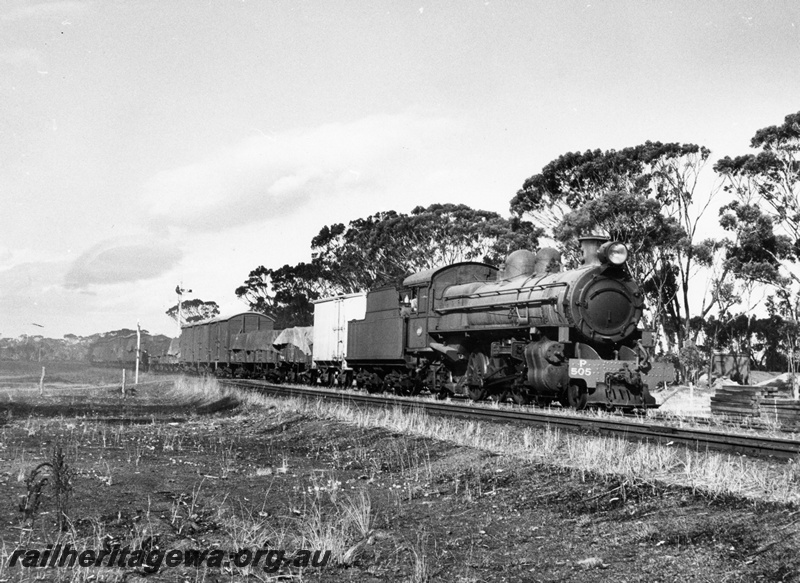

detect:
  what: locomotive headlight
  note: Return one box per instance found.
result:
[598,241,628,265]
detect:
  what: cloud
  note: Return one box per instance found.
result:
[0,260,65,294]
[1,1,87,22]
[0,260,73,336]
[0,245,66,271]
[0,47,45,69]
[0,247,13,267]
[64,238,183,289]
[142,112,457,231]
[0,258,170,338]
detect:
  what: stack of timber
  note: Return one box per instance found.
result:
[761,397,800,430]
[712,382,800,428]
[710,385,766,418]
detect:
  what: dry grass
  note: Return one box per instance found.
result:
[290,376,800,441]
[199,378,800,505]
[4,373,797,581]
[0,449,371,582]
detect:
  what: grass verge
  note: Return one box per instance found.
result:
[201,379,800,505]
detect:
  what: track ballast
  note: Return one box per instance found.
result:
[220,379,800,461]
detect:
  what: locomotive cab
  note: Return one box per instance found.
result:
[345,263,497,393]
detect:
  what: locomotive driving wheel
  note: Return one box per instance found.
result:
[560,383,588,410]
[389,372,417,396]
[510,385,531,405]
[409,376,424,396]
[464,352,489,401]
[490,389,509,403]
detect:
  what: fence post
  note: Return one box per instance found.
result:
[135,321,141,385]
[39,367,45,396]
[122,369,126,398]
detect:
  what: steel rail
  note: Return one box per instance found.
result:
[220,379,800,460]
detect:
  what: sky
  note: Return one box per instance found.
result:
[1,0,799,339]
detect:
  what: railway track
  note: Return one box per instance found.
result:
[220,379,800,461]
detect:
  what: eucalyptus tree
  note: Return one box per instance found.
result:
[715,111,800,389]
[309,203,543,293]
[165,299,219,324]
[235,203,541,327]
[715,110,800,306]
[511,141,719,351]
[234,263,325,328]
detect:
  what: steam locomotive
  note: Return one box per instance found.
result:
[331,235,672,410]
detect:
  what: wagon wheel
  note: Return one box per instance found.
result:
[386,371,418,396]
[326,369,338,387]
[392,375,413,396]
[560,383,588,410]
[465,352,488,402]
[365,373,385,394]
[408,376,424,397]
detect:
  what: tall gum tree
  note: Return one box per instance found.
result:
[236,203,542,327]
[511,142,721,352]
[165,299,219,324]
[310,203,543,293]
[235,263,327,327]
[715,111,800,394]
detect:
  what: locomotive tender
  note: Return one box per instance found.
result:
[338,235,672,410]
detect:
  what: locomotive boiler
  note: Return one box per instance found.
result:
[343,235,672,409]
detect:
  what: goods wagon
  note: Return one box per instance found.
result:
[88,333,173,371]
[177,312,312,378]
[311,293,367,385]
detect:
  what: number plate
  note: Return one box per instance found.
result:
[568,358,632,388]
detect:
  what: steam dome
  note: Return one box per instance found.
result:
[503,250,537,279]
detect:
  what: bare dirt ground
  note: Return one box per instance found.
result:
[653,371,785,417]
[653,385,714,417]
[1,362,799,582]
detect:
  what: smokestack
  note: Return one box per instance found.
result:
[578,234,610,265]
